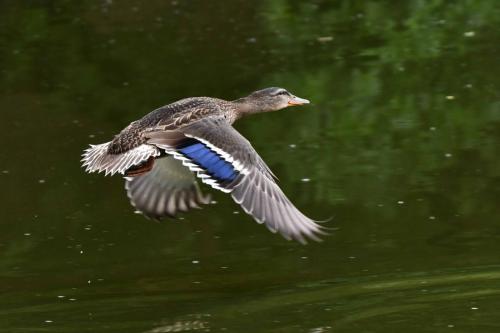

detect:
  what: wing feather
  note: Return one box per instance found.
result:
[125,156,210,219]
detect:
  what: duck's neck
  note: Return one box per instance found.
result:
[231,97,265,118]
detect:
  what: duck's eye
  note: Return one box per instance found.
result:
[275,90,289,96]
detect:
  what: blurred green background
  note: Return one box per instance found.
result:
[0,0,499,332]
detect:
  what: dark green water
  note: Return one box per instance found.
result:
[1,1,500,332]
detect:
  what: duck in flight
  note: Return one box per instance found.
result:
[81,87,326,243]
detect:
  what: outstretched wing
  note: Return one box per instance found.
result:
[125,156,210,219]
[146,117,326,243]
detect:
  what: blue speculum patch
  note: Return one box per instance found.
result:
[178,141,238,182]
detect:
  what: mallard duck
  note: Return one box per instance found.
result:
[81,87,325,243]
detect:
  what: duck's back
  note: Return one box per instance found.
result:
[108,97,228,154]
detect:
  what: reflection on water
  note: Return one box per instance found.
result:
[2,265,500,332]
[1,0,499,332]
[144,318,208,333]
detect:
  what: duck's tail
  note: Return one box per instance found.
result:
[81,142,160,176]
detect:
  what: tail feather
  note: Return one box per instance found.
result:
[81,142,160,176]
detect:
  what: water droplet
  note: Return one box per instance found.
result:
[397,201,404,205]
[192,260,199,264]
[301,178,311,182]
[445,95,455,100]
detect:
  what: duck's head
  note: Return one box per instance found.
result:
[235,87,310,114]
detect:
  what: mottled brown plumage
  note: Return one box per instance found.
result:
[107,97,236,154]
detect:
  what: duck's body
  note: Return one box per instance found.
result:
[82,87,325,243]
[107,97,238,155]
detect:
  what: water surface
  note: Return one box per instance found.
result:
[1,1,499,332]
